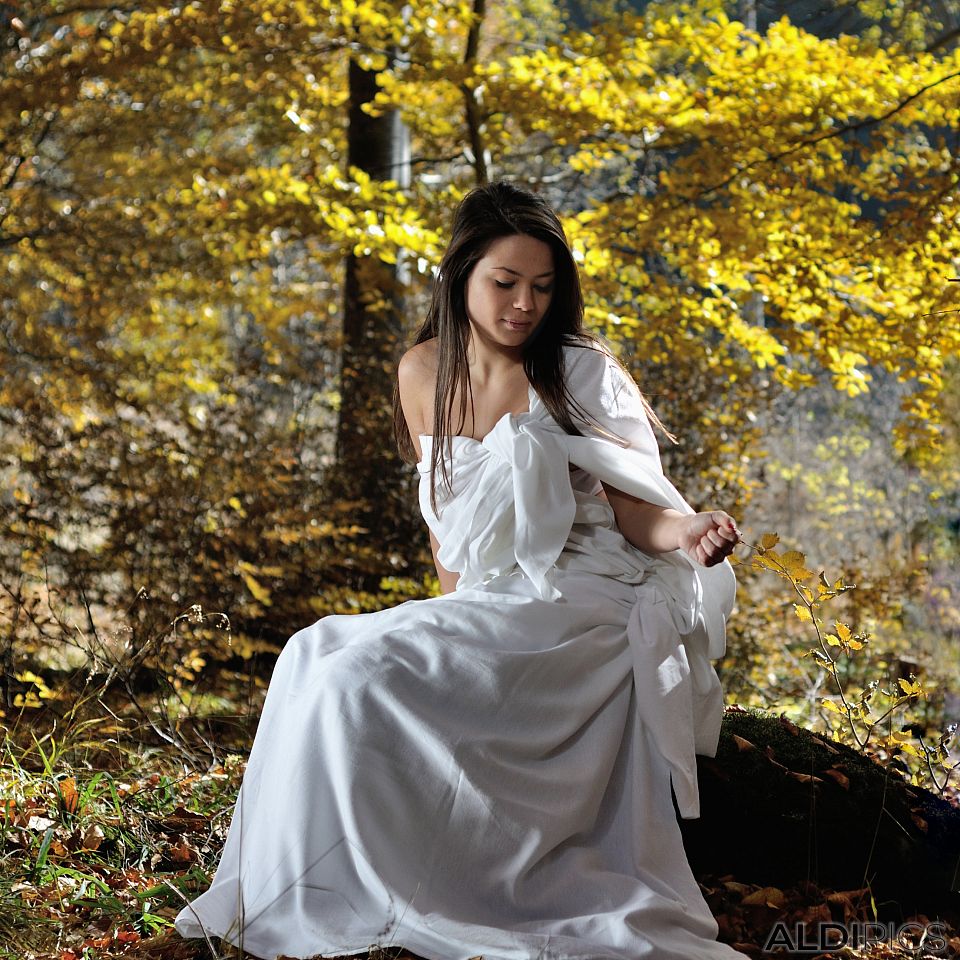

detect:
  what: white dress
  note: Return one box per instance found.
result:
[174,342,749,960]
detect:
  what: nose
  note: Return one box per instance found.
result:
[513,285,534,312]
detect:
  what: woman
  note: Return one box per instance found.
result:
[175,181,746,960]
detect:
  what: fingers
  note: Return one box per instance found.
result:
[705,528,728,549]
[685,511,741,566]
[698,512,741,566]
[711,511,740,541]
[698,538,727,565]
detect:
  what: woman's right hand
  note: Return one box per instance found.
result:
[677,511,740,567]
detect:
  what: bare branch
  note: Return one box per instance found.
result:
[0,154,24,193]
[1,109,57,217]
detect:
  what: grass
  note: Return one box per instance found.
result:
[0,706,246,960]
[1,605,957,960]
[5,699,959,960]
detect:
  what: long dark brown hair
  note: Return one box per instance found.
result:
[392,180,671,515]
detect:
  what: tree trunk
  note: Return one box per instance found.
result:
[331,51,417,579]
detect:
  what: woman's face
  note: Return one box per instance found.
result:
[464,234,555,350]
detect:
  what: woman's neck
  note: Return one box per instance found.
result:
[465,333,524,384]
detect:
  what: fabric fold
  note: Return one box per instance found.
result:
[174,339,750,960]
[419,415,581,603]
[488,417,579,601]
[416,341,736,821]
[626,576,715,820]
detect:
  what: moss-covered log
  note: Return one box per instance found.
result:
[679,707,960,927]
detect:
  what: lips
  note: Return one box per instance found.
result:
[503,319,531,328]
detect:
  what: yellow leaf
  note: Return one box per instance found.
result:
[835,622,852,644]
[780,550,814,580]
[794,603,812,622]
[821,698,843,714]
[897,678,922,697]
[240,571,272,606]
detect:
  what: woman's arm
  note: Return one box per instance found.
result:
[398,346,463,595]
[601,480,739,568]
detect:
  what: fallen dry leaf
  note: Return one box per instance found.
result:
[81,824,105,851]
[778,716,801,736]
[786,771,823,784]
[822,768,850,790]
[741,886,787,908]
[59,777,80,815]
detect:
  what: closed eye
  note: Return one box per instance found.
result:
[495,280,553,293]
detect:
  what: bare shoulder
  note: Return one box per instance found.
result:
[399,338,438,376]
[398,339,438,399]
[397,339,439,445]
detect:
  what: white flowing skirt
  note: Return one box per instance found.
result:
[174,567,749,960]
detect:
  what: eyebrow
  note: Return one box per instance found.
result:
[492,267,555,278]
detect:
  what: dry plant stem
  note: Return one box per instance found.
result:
[165,880,220,959]
[741,538,958,793]
[744,539,867,749]
[917,730,960,794]
[863,698,916,746]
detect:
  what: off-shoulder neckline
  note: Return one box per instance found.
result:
[418,381,538,448]
[414,342,608,453]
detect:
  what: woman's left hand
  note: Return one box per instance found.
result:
[678,511,740,567]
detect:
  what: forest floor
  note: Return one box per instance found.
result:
[2,667,958,960]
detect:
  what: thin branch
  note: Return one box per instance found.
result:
[926,23,960,53]
[0,228,53,247]
[0,110,58,232]
[40,4,137,23]
[1,155,24,193]
[683,69,960,205]
[0,110,60,234]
